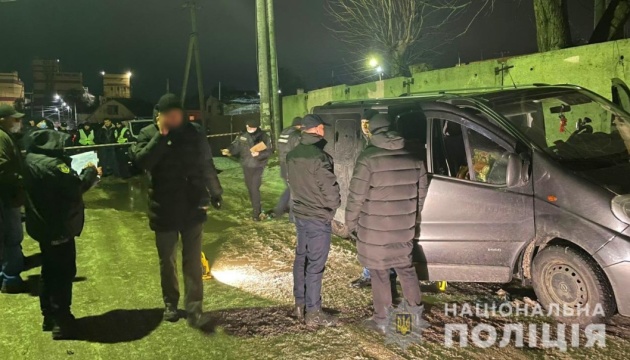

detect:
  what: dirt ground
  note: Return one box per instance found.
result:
[0,158,628,359]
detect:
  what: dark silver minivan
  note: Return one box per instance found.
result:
[313,85,630,322]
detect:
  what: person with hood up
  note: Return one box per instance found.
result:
[345,113,429,335]
[221,118,271,221]
[23,129,101,340]
[287,114,341,327]
[131,93,223,329]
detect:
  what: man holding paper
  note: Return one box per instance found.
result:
[23,129,101,340]
[222,119,271,221]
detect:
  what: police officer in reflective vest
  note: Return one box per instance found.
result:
[271,117,302,218]
[114,121,133,178]
[114,121,133,144]
[78,123,95,146]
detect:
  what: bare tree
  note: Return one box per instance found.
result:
[591,0,630,43]
[533,0,630,51]
[326,0,495,78]
[533,0,571,52]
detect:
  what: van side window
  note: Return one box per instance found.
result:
[432,120,468,178]
[431,119,509,185]
[466,128,509,185]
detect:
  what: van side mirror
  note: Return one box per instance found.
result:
[506,153,530,187]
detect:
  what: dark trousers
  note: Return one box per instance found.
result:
[155,223,203,315]
[243,166,264,217]
[39,239,77,319]
[369,264,422,320]
[0,203,24,285]
[273,178,291,217]
[98,148,117,176]
[114,148,130,178]
[293,218,331,312]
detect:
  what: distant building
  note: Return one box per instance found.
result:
[32,59,84,104]
[103,73,132,99]
[0,72,24,106]
[85,98,154,123]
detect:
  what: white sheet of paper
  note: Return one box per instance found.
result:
[70,151,99,174]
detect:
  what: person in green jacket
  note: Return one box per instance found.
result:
[0,104,27,294]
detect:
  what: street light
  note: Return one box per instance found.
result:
[54,94,60,101]
[369,58,379,68]
[376,66,384,81]
[126,71,133,77]
[100,71,106,76]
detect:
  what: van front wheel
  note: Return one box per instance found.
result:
[532,245,616,324]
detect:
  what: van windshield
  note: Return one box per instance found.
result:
[479,88,630,168]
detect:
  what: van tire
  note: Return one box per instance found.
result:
[332,220,349,239]
[532,245,616,324]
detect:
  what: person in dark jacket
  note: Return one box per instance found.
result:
[287,114,341,327]
[98,118,116,144]
[271,117,302,218]
[222,119,271,221]
[98,119,117,177]
[0,104,27,294]
[345,114,429,334]
[131,93,223,328]
[23,129,101,340]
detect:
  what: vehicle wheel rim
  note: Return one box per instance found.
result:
[544,263,588,309]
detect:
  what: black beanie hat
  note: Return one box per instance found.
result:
[246,118,261,128]
[292,117,303,127]
[156,93,183,113]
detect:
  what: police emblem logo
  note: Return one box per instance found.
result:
[395,312,412,336]
[57,164,70,174]
[384,301,429,350]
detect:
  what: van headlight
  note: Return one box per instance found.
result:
[612,195,630,224]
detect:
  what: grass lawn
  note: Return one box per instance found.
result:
[0,157,628,359]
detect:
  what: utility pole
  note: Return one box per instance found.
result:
[267,0,281,141]
[256,0,271,131]
[182,0,207,125]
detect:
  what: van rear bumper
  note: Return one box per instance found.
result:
[604,261,630,317]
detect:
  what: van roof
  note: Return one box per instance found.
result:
[316,84,584,110]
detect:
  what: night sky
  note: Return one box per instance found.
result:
[0,0,595,102]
